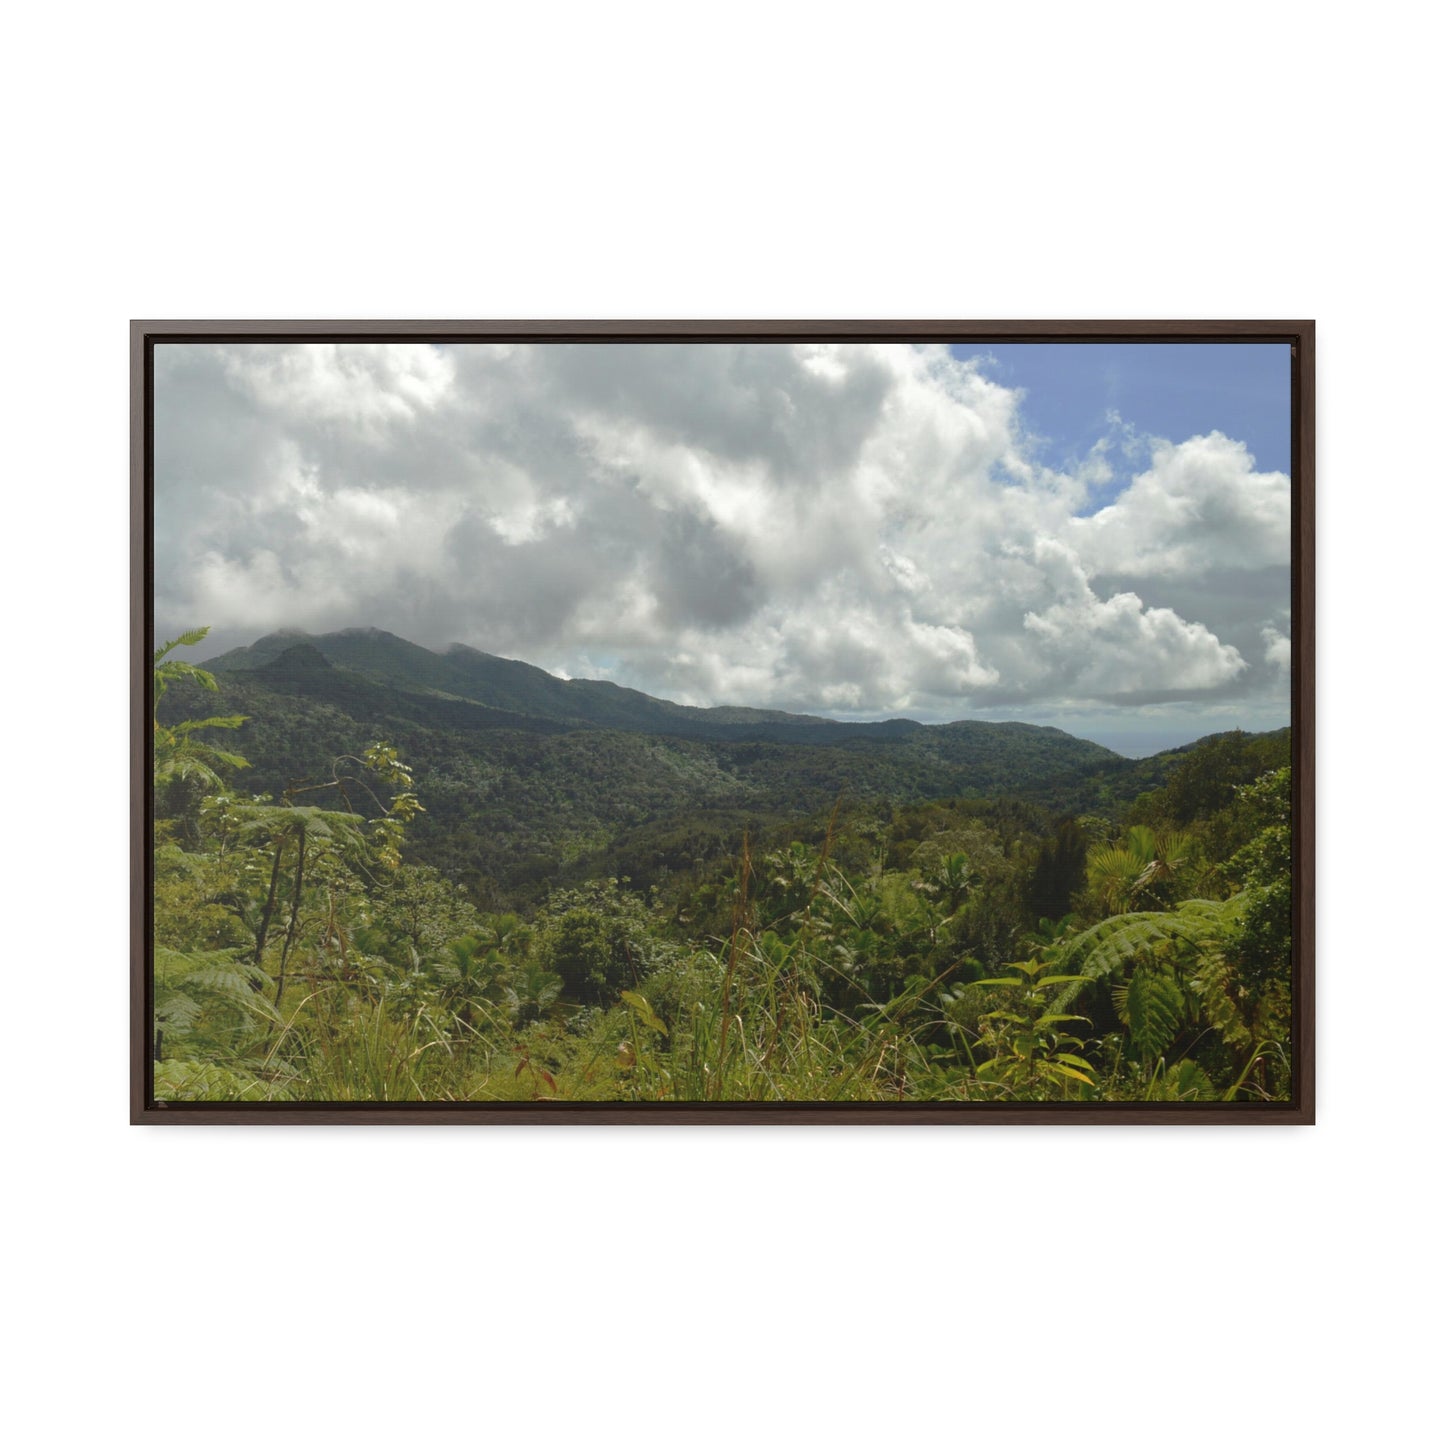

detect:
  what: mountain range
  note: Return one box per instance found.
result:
[208,626,1067,746]
[171,627,1278,901]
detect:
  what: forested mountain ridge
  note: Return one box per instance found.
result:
[169,627,1288,903]
[170,626,1168,897]
[207,626,1110,746]
[208,627,846,739]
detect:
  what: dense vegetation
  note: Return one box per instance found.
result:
[153,628,1294,1105]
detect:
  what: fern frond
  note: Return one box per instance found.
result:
[153,627,211,664]
[155,756,224,788]
[1122,968,1187,1059]
[1169,1059,1218,1102]
[155,993,203,1031]
[154,659,220,692]
[171,715,248,734]
[155,946,243,985]
[1192,951,1251,1048]
[1052,893,1250,1011]
[155,949,278,1036]
[188,965,281,1017]
[154,1059,276,1102]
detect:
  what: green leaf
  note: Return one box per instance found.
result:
[621,990,667,1035]
[153,626,211,663]
[173,714,248,733]
[1046,1064,1096,1086]
[1123,969,1187,1059]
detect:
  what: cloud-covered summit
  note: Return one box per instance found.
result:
[154,341,1291,741]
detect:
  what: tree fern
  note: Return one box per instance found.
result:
[154,947,281,1064]
[1048,893,1255,1072]
[1052,893,1250,1012]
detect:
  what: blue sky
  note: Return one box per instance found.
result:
[956,342,1291,511]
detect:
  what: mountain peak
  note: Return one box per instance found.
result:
[335,626,409,642]
[260,641,333,673]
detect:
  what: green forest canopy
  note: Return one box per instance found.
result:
[153,628,1293,1105]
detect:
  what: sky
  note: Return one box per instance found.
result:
[153,340,1293,756]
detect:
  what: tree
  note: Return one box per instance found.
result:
[540,880,656,1004]
[1085,825,1191,915]
[1023,818,1087,921]
[547,909,618,1003]
[1225,767,1292,993]
[1221,766,1293,1093]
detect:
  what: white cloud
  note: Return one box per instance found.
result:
[220,343,455,437]
[154,341,1291,724]
[1069,431,1290,579]
[1005,538,1247,699]
[1263,624,1292,671]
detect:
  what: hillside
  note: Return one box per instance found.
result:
[168,626,1282,903]
[207,627,848,740]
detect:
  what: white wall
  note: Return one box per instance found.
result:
[6,3,1433,1441]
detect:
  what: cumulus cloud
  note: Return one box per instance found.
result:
[1262,624,1292,672]
[1069,431,1290,578]
[221,343,456,437]
[154,341,1292,727]
[1018,539,1247,701]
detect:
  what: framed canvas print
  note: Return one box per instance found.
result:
[132,320,1313,1123]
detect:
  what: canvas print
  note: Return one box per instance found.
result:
[147,334,1299,1110]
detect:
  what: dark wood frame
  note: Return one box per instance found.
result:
[132,319,1314,1124]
